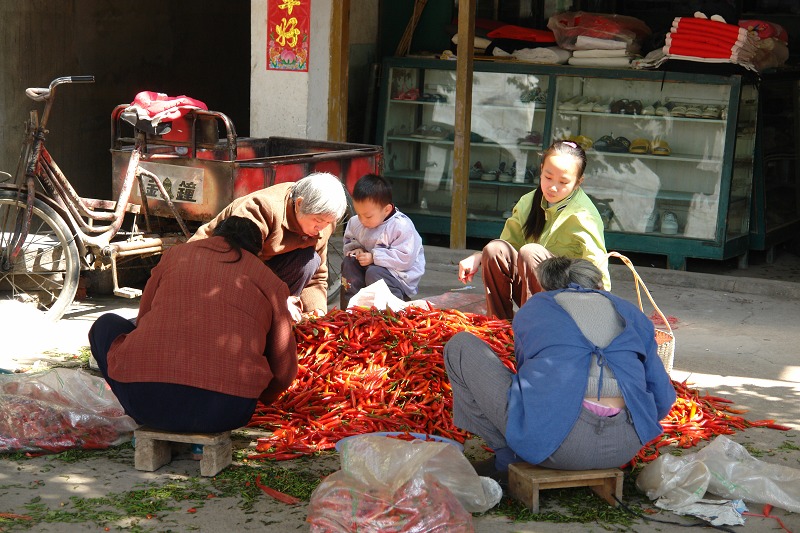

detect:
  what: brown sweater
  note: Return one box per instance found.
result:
[189,182,333,313]
[107,237,297,404]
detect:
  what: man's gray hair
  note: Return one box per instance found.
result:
[292,172,348,221]
[537,256,604,291]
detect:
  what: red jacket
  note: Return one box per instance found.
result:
[107,237,297,404]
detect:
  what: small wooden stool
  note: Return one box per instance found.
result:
[509,463,623,513]
[134,426,232,477]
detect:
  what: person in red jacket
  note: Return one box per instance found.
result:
[88,216,298,433]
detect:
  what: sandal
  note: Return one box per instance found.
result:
[625,100,643,115]
[656,103,670,116]
[629,138,651,154]
[610,99,629,114]
[651,139,671,156]
[609,136,632,153]
[685,105,703,118]
[667,102,686,117]
[593,134,615,152]
[569,135,594,150]
[702,105,721,119]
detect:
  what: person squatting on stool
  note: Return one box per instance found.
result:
[190,172,348,321]
[341,174,425,306]
[444,257,675,482]
[88,216,298,433]
[457,140,610,320]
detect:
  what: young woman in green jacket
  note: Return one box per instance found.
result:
[458,140,610,319]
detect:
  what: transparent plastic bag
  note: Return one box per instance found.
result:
[636,453,711,509]
[547,11,651,51]
[0,367,138,453]
[637,435,800,513]
[307,435,502,532]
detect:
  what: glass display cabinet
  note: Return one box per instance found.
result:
[378,59,550,238]
[377,58,759,269]
[551,73,757,269]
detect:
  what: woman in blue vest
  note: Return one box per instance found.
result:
[444,256,675,483]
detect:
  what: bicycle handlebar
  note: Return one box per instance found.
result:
[25,75,95,102]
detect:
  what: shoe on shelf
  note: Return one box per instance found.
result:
[644,210,660,232]
[661,211,679,235]
[577,97,597,112]
[592,98,611,113]
[469,161,484,180]
[559,95,585,111]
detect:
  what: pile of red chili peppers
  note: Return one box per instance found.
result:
[247,306,791,467]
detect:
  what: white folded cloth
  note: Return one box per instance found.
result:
[512,46,572,64]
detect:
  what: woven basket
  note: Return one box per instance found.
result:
[608,252,676,375]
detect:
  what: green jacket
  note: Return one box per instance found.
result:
[499,187,611,290]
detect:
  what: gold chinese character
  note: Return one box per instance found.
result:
[275,17,300,48]
[278,0,301,15]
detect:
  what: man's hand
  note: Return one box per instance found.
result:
[287,296,303,323]
[458,252,481,283]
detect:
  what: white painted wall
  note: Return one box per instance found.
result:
[251,0,333,139]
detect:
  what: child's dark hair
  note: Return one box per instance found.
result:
[352,174,393,206]
[522,140,587,241]
[212,216,263,262]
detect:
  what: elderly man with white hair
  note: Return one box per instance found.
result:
[190,172,348,320]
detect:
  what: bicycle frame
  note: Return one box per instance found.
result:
[1,76,192,316]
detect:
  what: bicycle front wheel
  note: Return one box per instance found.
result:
[0,190,80,320]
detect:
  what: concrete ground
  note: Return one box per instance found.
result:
[1,244,800,532]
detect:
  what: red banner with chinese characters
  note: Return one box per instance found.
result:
[267,0,310,72]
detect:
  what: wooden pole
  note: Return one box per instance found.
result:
[450,0,476,249]
[328,0,350,142]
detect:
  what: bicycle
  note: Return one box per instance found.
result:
[1,76,378,320]
[0,76,193,320]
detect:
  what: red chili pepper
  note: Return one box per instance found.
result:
[255,474,301,504]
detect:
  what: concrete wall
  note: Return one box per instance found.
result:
[250,0,379,143]
[0,1,250,199]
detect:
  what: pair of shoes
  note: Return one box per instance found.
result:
[661,211,679,235]
[684,104,703,118]
[469,458,509,489]
[394,88,420,100]
[567,134,593,150]
[666,102,687,117]
[469,161,484,179]
[629,138,650,154]
[592,98,611,113]
[559,95,585,111]
[419,92,447,103]
[701,105,721,119]
[651,139,671,156]
[594,134,631,153]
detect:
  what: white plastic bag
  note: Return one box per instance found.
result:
[636,453,711,508]
[307,435,502,532]
[637,435,800,513]
[347,280,430,312]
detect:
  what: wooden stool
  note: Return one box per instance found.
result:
[134,426,232,477]
[509,463,623,513]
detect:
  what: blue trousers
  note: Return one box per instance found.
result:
[265,246,320,297]
[88,313,256,433]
